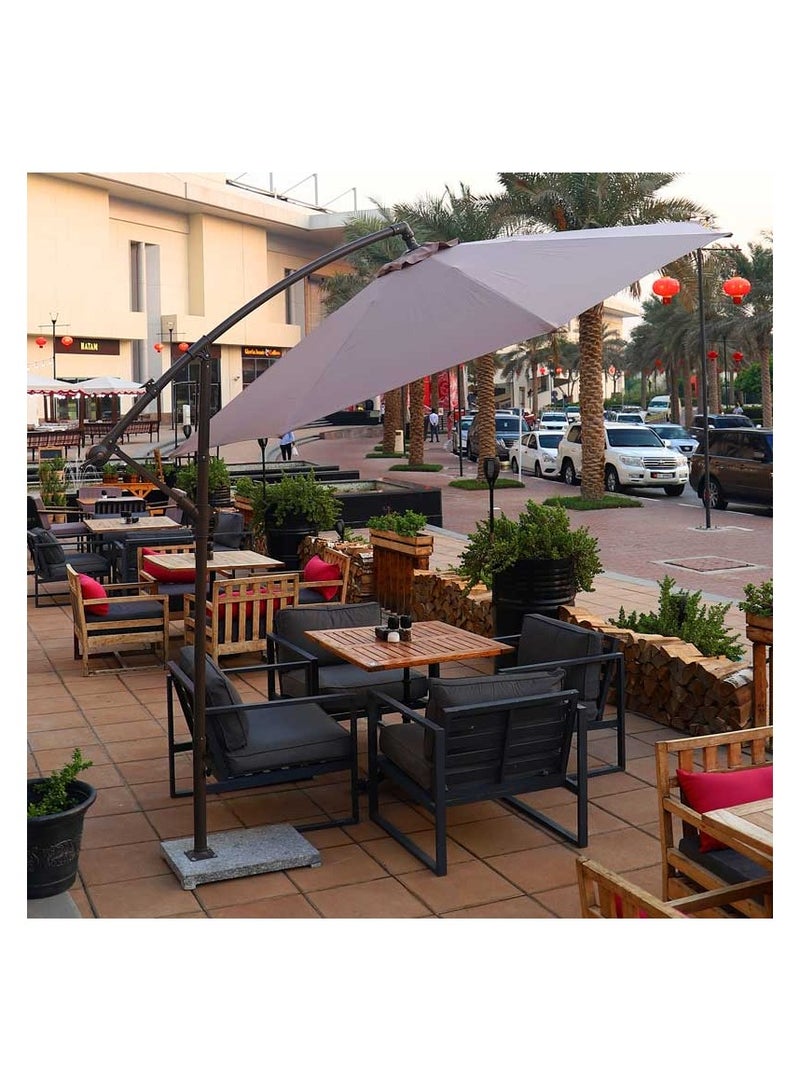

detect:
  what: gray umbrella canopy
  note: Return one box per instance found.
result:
[180,222,727,452]
[76,375,145,395]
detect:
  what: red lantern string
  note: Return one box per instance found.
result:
[722,277,751,305]
[35,336,47,348]
[652,277,680,305]
[60,335,73,347]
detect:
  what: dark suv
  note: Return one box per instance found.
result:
[689,428,772,510]
[466,412,530,462]
[689,413,755,440]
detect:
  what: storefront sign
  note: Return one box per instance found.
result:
[58,338,121,355]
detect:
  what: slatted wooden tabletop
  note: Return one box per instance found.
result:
[703,798,773,859]
[145,549,283,573]
[84,515,180,533]
[306,619,513,672]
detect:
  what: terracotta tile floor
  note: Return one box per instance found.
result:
[26,581,692,920]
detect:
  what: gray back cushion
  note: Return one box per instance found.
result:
[177,646,248,752]
[517,614,604,701]
[28,528,65,569]
[274,601,382,666]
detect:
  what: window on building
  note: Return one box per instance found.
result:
[130,242,143,311]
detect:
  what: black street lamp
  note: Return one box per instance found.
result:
[483,456,501,533]
[257,437,268,499]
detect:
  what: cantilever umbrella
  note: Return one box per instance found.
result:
[177,222,728,453]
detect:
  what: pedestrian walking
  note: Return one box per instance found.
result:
[280,430,295,461]
[428,409,440,442]
[733,401,744,415]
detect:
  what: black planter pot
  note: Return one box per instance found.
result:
[27,779,97,900]
[492,557,577,636]
[264,517,318,570]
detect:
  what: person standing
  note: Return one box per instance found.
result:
[428,408,440,442]
[280,430,295,461]
[733,401,744,415]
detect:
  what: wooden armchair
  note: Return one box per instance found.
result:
[576,857,773,919]
[137,543,199,619]
[184,572,300,662]
[655,726,773,918]
[66,563,170,676]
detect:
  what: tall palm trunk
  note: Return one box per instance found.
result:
[382,388,403,454]
[681,360,693,427]
[476,353,497,483]
[409,379,425,465]
[759,349,773,427]
[669,363,680,422]
[578,303,605,500]
[708,357,721,414]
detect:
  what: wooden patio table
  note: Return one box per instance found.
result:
[84,515,180,534]
[702,797,773,867]
[306,619,514,704]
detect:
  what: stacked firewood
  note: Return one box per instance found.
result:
[410,571,493,636]
[562,607,754,734]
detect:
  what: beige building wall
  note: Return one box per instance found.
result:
[27,173,350,425]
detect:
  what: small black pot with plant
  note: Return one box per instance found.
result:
[28,749,96,901]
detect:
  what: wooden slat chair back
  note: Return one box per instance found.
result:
[655,726,773,918]
[136,543,199,619]
[184,572,301,662]
[576,857,773,919]
[295,545,352,604]
[66,563,170,675]
[93,497,148,516]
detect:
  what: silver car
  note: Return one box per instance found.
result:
[648,423,699,457]
[509,430,561,477]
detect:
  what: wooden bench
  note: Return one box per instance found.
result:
[28,429,84,460]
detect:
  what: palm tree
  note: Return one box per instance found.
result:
[715,237,773,426]
[494,173,710,499]
[393,185,509,482]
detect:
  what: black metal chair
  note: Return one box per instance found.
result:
[266,601,428,716]
[27,528,111,607]
[93,497,148,516]
[212,510,246,549]
[497,613,625,781]
[367,671,588,876]
[166,647,359,830]
[27,495,87,549]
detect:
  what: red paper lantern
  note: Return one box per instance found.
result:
[555,366,563,376]
[722,277,751,305]
[35,336,47,348]
[178,342,190,353]
[732,351,744,364]
[652,276,680,304]
[608,366,616,376]
[154,342,163,353]
[60,335,73,347]
[707,350,719,361]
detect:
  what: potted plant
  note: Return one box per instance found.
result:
[458,500,603,635]
[28,748,96,901]
[176,455,232,508]
[367,510,434,612]
[739,579,773,643]
[258,470,342,569]
[38,455,67,516]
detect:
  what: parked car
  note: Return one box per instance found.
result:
[689,413,755,439]
[689,428,773,510]
[612,410,647,425]
[509,430,562,477]
[557,422,689,496]
[646,395,673,418]
[450,414,475,454]
[538,410,570,431]
[648,422,699,457]
[466,412,530,462]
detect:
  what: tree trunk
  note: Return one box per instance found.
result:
[578,303,606,501]
[429,374,440,413]
[475,353,497,482]
[681,359,693,427]
[759,348,772,428]
[669,362,680,422]
[409,378,425,465]
[382,388,402,454]
[708,356,720,414]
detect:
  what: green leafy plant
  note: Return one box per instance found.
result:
[176,456,231,499]
[39,456,66,508]
[27,749,93,818]
[234,475,257,500]
[458,500,603,593]
[611,575,745,660]
[367,509,429,536]
[738,579,772,618]
[259,470,341,529]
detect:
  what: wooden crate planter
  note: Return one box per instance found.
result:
[745,612,773,727]
[370,529,434,613]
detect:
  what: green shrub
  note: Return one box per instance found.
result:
[367,510,429,536]
[611,575,745,660]
[28,749,93,818]
[738,579,772,617]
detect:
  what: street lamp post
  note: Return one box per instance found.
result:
[483,456,501,534]
[50,312,58,380]
[257,437,268,499]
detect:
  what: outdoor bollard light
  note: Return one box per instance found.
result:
[257,436,268,497]
[484,456,501,534]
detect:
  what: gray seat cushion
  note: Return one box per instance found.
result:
[97,599,165,634]
[177,647,248,752]
[516,614,604,708]
[274,602,382,666]
[678,834,770,886]
[226,702,352,777]
[281,661,428,711]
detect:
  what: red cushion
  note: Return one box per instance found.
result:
[78,573,109,616]
[141,546,195,583]
[676,766,773,852]
[303,554,342,601]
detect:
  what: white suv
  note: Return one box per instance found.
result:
[557,422,689,496]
